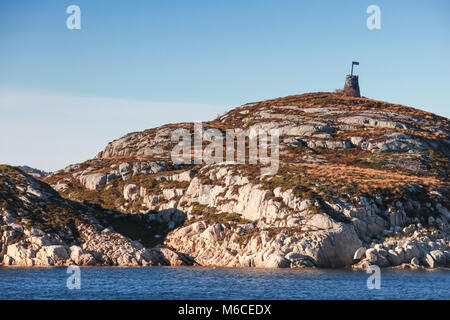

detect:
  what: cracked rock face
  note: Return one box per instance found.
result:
[10,92,449,269]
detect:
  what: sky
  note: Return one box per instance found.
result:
[0,0,449,172]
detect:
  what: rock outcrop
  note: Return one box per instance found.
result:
[0,166,192,267]
[19,92,450,269]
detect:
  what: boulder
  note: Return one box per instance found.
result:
[425,250,447,268]
[79,173,107,190]
[36,245,70,265]
[365,248,378,263]
[119,162,132,173]
[70,245,96,266]
[353,247,366,260]
[386,250,402,266]
[6,243,35,265]
[261,253,290,268]
[303,223,362,267]
[365,248,390,267]
[307,140,351,150]
[403,242,422,260]
[123,184,138,201]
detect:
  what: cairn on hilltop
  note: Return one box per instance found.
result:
[344,61,361,97]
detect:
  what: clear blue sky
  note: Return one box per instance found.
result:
[1,0,449,171]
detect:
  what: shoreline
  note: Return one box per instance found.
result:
[1,263,448,271]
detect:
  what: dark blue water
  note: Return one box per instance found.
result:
[0,267,448,300]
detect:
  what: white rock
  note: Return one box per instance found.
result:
[353,247,366,260]
[79,173,107,190]
[425,250,446,268]
[123,184,138,201]
[36,245,69,264]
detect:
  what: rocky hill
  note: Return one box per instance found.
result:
[6,92,449,269]
[0,165,192,266]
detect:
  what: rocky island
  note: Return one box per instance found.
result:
[1,92,449,269]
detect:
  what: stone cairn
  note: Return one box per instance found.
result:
[343,61,360,97]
